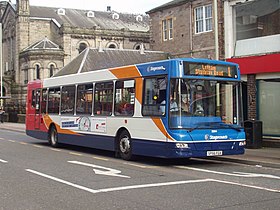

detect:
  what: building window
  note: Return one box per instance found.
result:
[24,69,28,84]
[78,42,88,53]
[35,64,40,80]
[195,4,212,34]
[108,43,117,49]
[162,18,173,41]
[49,64,55,77]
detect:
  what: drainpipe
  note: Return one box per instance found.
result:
[214,0,219,60]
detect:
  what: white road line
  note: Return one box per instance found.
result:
[69,152,83,156]
[33,145,43,148]
[96,179,211,193]
[26,169,99,193]
[50,148,61,152]
[25,168,211,194]
[0,159,8,163]
[210,179,280,193]
[123,162,158,169]
[176,166,280,179]
[92,156,109,161]
[8,140,16,143]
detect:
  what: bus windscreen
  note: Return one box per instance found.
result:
[184,62,238,78]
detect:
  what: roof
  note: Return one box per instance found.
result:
[146,0,191,14]
[22,37,62,52]
[54,48,169,77]
[29,6,149,32]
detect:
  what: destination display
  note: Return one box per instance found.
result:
[184,62,238,78]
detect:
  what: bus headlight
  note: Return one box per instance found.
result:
[176,143,189,148]
[239,141,246,146]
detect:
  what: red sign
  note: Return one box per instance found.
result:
[227,53,280,75]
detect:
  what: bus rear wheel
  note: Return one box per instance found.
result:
[49,126,59,147]
[118,130,133,161]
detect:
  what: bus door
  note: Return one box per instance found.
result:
[34,89,41,129]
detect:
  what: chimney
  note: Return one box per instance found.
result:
[107,6,111,12]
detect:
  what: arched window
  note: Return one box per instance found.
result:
[78,42,88,53]
[35,64,40,80]
[135,44,141,50]
[108,44,116,49]
[49,64,55,77]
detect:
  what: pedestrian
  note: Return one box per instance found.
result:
[0,107,5,123]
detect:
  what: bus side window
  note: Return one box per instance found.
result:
[61,85,75,115]
[76,83,93,115]
[41,89,48,114]
[48,88,60,114]
[114,80,135,116]
[94,82,113,116]
[142,77,167,116]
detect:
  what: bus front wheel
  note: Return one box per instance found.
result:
[49,126,59,147]
[118,130,133,161]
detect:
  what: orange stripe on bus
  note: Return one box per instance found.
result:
[152,118,174,141]
[109,66,141,79]
[43,115,81,136]
[135,77,143,104]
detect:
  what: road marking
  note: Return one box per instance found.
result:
[26,169,99,193]
[50,148,61,152]
[0,159,8,163]
[211,179,280,193]
[68,160,130,178]
[176,166,280,179]
[233,172,280,180]
[123,162,158,169]
[69,152,83,156]
[0,137,4,140]
[92,156,109,161]
[33,145,43,148]
[8,140,16,143]
[97,179,211,193]
[26,168,210,194]
[20,142,28,145]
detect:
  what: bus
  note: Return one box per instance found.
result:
[26,58,246,160]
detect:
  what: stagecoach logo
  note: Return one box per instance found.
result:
[205,134,228,140]
[147,65,166,72]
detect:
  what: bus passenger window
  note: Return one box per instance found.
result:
[76,84,93,115]
[94,82,113,116]
[142,77,167,116]
[48,88,60,114]
[41,89,48,114]
[61,86,75,115]
[114,80,135,116]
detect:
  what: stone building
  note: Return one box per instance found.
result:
[147,0,224,60]
[0,0,150,114]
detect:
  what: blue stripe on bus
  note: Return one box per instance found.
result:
[26,130,244,158]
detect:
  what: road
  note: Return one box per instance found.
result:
[1,129,280,210]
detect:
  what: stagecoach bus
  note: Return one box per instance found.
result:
[26,58,246,160]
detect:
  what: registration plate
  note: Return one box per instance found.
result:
[207,151,223,156]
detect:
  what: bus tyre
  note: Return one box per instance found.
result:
[118,130,133,161]
[49,126,59,147]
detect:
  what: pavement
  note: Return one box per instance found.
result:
[0,122,279,169]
